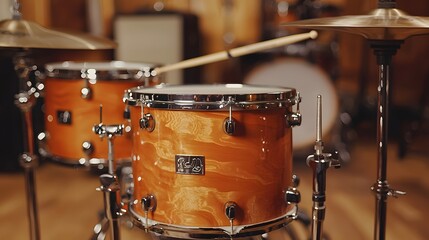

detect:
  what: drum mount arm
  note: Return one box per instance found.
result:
[306,95,341,240]
[92,105,126,240]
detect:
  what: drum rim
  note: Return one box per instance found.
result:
[128,201,297,238]
[38,140,130,168]
[124,84,298,110]
[45,60,161,81]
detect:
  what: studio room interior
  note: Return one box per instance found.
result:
[0,0,428,239]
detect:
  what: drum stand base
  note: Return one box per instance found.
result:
[91,215,109,240]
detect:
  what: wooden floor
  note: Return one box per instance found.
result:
[1,129,428,240]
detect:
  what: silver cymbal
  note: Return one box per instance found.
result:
[0,18,116,50]
[282,8,429,40]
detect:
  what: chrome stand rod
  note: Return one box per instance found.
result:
[14,53,41,240]
[306,95,340,240]
[369,40,405,240]
[93,119,125,240]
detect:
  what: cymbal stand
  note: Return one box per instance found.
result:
[306,95,340,240]
[368,40,406,240]
[93,106,125,240]
[13,52,41,240]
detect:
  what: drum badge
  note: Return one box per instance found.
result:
[175,155,205,175]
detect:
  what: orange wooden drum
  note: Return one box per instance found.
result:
[40,61,161,167]
[124,84,301,238]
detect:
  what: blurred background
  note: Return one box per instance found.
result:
[0,0,428,239]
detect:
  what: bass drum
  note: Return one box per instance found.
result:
[244,58,339,155]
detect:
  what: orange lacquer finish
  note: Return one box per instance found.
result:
[43,61,160,164]
[130,106,293,227]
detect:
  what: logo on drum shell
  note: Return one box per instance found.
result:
[175,155,205,175]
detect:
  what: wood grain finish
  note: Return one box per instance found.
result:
[130,106,294,228]
[43,78,142,162]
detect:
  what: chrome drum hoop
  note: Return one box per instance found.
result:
[38,143,130,168]
[124,84,298,110]
[128,201,298,239]
[45,61,160,81]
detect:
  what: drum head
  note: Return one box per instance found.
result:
[245,58,339,150]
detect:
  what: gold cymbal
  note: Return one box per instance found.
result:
[0,19,117,50]
[282,8,429,40]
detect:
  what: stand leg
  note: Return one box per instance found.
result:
[306,95,341,240]
[98,173,122,240]
[369,41,405,240]
[14,53,41,240]
[20,153,40,240]
[93,120,125,240]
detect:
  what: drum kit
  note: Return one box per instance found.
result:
[2,0,429,240]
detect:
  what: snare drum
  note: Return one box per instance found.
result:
[245,58,339,153]
[40,61,161,167]
[125,84,300,238]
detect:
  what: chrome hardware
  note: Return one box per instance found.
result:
[128,201,297,239]
[124,84,297,110]
[141,194,157,231]
[223,97,236,135]
[81,86,92,99]
[123,106,131,120]
[82,141,94,155]
[224,201,238,238]
[223,118,236,135]
[286,92,302,127]
[285,174,301,204]
[119,166,134,204]
[370,181,406,199]
[225,201,237,220]
[93,105,125,139]
[139,113,155,132]
[93,124,124,138]
[295,92,302,106]
[388,189,406,198]
[286,112,302,127]
[142,194,157,212]
[19,153,39,169]
[96,173,122,240]
[97,173,120,192]
[306,95,341,240]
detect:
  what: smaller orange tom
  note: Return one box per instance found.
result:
[40,61,161,167]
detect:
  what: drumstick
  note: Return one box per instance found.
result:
[153,30,318,75]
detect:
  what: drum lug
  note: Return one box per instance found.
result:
[82,141,94,155]
[286,112,302,127]
[224,201,238,237]
[139,113,155,132]
[223,118,236,135]
[141,194,157,232]
[224,96,236,135]
[286,92,302,127]
[285,174,301,204]
[142,194,157,212]
[81,86,92,99]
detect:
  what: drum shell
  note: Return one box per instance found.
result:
[42,61,161,164]
[130,105,293,227]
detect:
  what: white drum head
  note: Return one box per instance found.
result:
[245,58,339,150]
[45,61,157,71]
